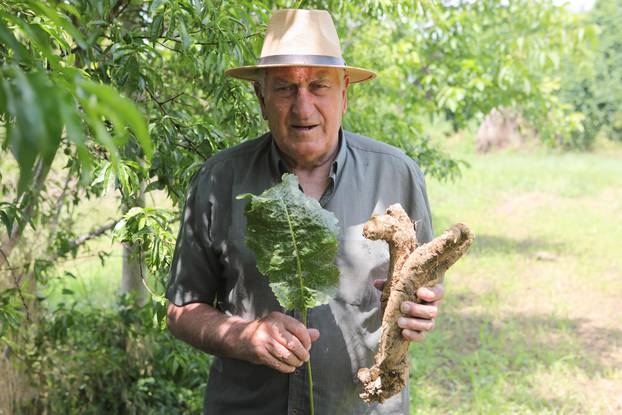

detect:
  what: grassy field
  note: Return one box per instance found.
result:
[409,136,622,414]
[42,135,622,414]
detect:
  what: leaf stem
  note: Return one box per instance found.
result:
[280,198,315,415]
[303,309,315,415]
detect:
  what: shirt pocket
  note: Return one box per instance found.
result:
[334,224,389,307]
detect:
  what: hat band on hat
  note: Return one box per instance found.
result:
[257,54,346,66]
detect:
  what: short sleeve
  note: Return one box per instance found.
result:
[166,170,223,306]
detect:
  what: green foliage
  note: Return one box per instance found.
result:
[113,205,177,295]
[0,1,153,193]
[560,0,622,147]
[239,173,339,312]
[338,0,594,150]
[20,298,211,415]
[0,286,23,348]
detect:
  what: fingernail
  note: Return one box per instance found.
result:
[401,302,411,313]
[397,317,407,328]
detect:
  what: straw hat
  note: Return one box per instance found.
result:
[225,9,376,84]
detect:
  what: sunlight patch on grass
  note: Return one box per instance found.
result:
[413,138,622,414]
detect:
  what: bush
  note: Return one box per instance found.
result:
[18,298,210,415]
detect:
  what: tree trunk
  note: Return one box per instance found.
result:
[120,242,147,305]
[119,181,147,306]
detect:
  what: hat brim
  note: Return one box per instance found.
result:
[225,64,376,84]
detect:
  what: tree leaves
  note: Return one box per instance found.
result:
[1,67,63,193]
[239,174,339,311]
[0,4,153,195]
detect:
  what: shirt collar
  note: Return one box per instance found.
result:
[268,128,347,185]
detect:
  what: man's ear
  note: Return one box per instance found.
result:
[253,82,268,120]
[342,74,350,114]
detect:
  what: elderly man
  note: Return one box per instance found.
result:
[166,9,444,415]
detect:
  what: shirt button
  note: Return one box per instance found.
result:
[291,410,298,415]
[294,369,300,375]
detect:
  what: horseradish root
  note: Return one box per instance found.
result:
[357,204,474,403]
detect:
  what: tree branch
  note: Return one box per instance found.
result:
[138,31,261,47]
[0,158,51,269]
[144,85,208,160]
[48,172,72,237]
[0,247,32,324]
[160,92,185,105]
[107,0,131,21]
[67,220,119,252]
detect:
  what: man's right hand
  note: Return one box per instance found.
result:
[241,311,320,373]
[166,303,319,374]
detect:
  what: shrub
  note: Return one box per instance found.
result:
[18,298,210,415]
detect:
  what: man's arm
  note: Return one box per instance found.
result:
[166,302,320,373]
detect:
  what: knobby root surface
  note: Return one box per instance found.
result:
[357,203,474,404]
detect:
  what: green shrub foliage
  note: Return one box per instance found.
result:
[20,298,211,414]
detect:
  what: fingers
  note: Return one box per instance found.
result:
[417,284,444,303]
[283,316,312,352]
[274,324,310,363]
[259,346,297,373]
[373,279,386,291]
[397,316,435,332]
[397,313,435,343]
[399,290,441,343]
[401,329,426,342]
[266,338,304,370]
[269,328,319,372]
[308,328,320,343]
[253,312,321,372]
[401,301,438,319]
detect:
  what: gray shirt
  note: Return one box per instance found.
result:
[166,130,433,415]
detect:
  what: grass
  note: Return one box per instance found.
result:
[40,134,622,414]
[409,134,622,414]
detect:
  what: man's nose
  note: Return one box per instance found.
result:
[292,88,315,118]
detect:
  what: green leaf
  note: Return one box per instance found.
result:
[58,90,92,181]
[0,210,13,235]
[178,18,190,50]
[27,1,86,49]
[2,68,62,193]
[0,15,33,64]
[78,79,153,161]
[238,174,339,311]
[150,14,164,41]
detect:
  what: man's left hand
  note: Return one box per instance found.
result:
[373,280,444,343]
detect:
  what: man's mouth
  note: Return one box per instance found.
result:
[291,124,318,131]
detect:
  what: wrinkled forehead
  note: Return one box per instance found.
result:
[262,66,345,84]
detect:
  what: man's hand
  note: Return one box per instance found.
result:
[166,303,319,374]
[241,311,320,373]
[373,280,444,342]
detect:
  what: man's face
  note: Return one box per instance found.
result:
[255,66,349,167]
